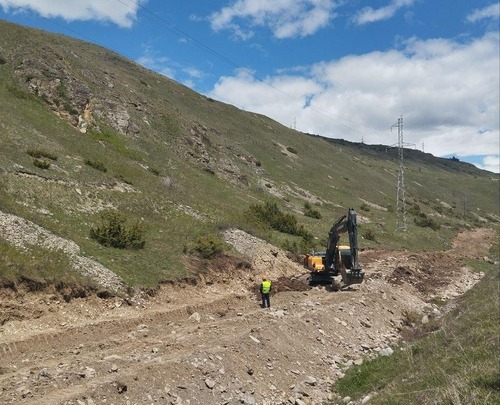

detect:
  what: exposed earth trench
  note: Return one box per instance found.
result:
[0,216,495,405]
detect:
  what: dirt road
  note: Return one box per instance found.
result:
[0,228,494,405]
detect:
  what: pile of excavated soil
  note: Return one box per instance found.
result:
[0,228,495,405]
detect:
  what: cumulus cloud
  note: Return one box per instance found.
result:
[136,45,176,78]
[136,45,209,87]
[479,155,500,173]
[208,0,338,39]
[0,0,146,28]
[467,3,500,23]
[208,32,499,171]
[353,0,416,25]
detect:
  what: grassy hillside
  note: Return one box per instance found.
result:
[0,20,498,288]
[330,254,500,404]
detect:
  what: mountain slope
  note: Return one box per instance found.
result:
[0,20,498,288]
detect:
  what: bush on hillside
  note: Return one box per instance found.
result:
[33,158,50,169]
[187,234,225,259]
[115,174,133,185]
[362,228,376,241]
[147,167,160,176]
[248,202,313,240]
[409,202,422,216]
[85,159,107,172]
[27,149,58,161]
[90,212,145,249]
[360,203,371,212]
[304,202,322,219]
[433,204,444,214]
[414,212,441,231]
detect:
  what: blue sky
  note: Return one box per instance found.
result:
[1,0,499,173]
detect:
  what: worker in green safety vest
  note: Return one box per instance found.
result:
[260,275,272,308]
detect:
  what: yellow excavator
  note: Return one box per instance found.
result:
[304,208,364,287]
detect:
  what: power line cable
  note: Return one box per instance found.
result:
[115,0,373,137]
[3,0,378,138]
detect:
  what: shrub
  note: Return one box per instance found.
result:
[362,228,376,241]
[189,234,225,259]
[360,203,370,212]
[27,149,58,160]
[90,212,145,249]
[147,167,160,176]
[304,202,322,219]
[85,159,107,172]
[286,146,298,154]
[63,102,78,116]
[33,158,50,169]
[433,205,444,214]
[409,202,421,216]
[414,213,440,230]
[280,235,314,255]
[115,174,133,185]
[56,82,67,98]
[280,239,300,254]
[248,201,313,239]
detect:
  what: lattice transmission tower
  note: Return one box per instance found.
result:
[392,116,407,231]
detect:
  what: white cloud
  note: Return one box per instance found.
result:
[208,32,499,171]
[467,3,500,23]
[208,0,338,39]
[183,67,206,80]
[136,46,176,79]
[353,0,416,25]
[137,46,208,84]
[478,155,500,173]
[0,0,146,28]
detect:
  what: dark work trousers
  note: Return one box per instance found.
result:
[261,292,270,308]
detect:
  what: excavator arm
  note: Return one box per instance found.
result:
[324,214,347,274]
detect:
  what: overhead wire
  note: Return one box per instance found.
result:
[115,0,374,137]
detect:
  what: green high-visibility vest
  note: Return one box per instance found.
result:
[261,280,271,294]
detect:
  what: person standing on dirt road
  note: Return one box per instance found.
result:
[260,275,272,308]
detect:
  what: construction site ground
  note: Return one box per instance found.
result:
[0,228,495,405]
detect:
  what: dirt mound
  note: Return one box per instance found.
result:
[386,254,452,294]
[273,276,311,293]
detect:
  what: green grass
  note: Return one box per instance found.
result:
[0,239,85,284]
[330,265,500,405]
[0,19,498,291]
[87,126,145,161]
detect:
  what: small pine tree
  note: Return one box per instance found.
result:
[90,212,145,249]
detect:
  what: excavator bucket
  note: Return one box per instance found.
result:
[340,268,365,286]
